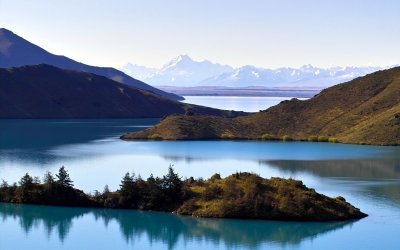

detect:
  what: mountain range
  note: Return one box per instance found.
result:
[0,28,182,100]
[121,55,386,89]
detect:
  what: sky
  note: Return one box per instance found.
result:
[1,0,399,69]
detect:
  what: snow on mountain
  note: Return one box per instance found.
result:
[120,55,233,86]
[119,63,157,81]
[120,55,385,88]
[199,65,383,88]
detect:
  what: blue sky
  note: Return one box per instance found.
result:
[1,0,399,68]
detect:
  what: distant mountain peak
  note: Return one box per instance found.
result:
[161,54,195,70]
[176,54,191,61]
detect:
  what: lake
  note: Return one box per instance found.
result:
[0,98,399,249]
[182,96,308,112]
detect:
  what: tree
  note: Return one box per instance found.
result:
[17,173,34,202]
[56,166,73,188]
[162,165,182,191]
[118,172,139,208]
[142,174,163,209]
[33,176,41,185]
[0,180,8,188]
[19,173,33,189]
[102,185,110,195]
[119,172,134,196]
[162,165,183,204]
[43,171,55,186]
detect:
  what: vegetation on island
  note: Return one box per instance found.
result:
[122,67,400,145]
[0,166,367,221]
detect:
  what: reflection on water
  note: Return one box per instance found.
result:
[1,119,400,249]
[0,119,157,164]
[0,203,353,249]
[265,159,400,207]
[266,159,400,180]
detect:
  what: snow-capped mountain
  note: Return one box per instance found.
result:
[120,55,386,88]
[121,55,233,86]
[199,65,383,88]
[119,63,157,81]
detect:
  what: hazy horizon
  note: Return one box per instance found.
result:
[1,0,400,69]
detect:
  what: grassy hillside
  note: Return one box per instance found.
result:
[0,65,242,118]
[122,67,400,145]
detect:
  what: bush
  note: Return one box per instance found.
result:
[202,184,223,200]
[210,173,221,181]
[220,131,235,139]
[282,135,292,141]
[148,134,163,140]
[260,133,275,140]
[317,136,328,142]
[308,136,318,142]
[328,137,338,143]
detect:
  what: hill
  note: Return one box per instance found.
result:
[0,65,240,118]
[122,67,400,145]
[0,28,182,100]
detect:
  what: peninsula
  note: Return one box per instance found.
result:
[122,67,400,145]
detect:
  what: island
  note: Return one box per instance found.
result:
[0,166,367,221]
[122,67,400,146]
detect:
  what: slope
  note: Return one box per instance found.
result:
[0,65,240,118]
[122,67,400,145]
[0,28,182,100]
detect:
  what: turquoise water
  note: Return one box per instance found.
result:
[0,119,400,249]
[182,96,308,112]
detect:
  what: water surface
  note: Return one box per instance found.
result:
[182,96,308,112]
[0,118,399,249]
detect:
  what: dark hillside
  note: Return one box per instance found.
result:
[0,65,239,118]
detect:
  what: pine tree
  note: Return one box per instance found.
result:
[119,172,134,196]
[103,184,110,195]
[19,173,33,189]
[118,172,139,208]
[162,165,182,204]
[162,165,182,191]
[0,179,8,189]
[56,166,73,188]
[43,171,55,185]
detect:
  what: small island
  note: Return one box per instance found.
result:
[0,166,367,221]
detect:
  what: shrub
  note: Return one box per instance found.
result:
[282,135,292,141]
[148,134,162,140]
[202,184,223,200]
[328,137,338,143]
[220,131,235,139]
[317,136,328,142]
[260,133,275,140]
[210,173,221,181]
[308,136,318,142]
